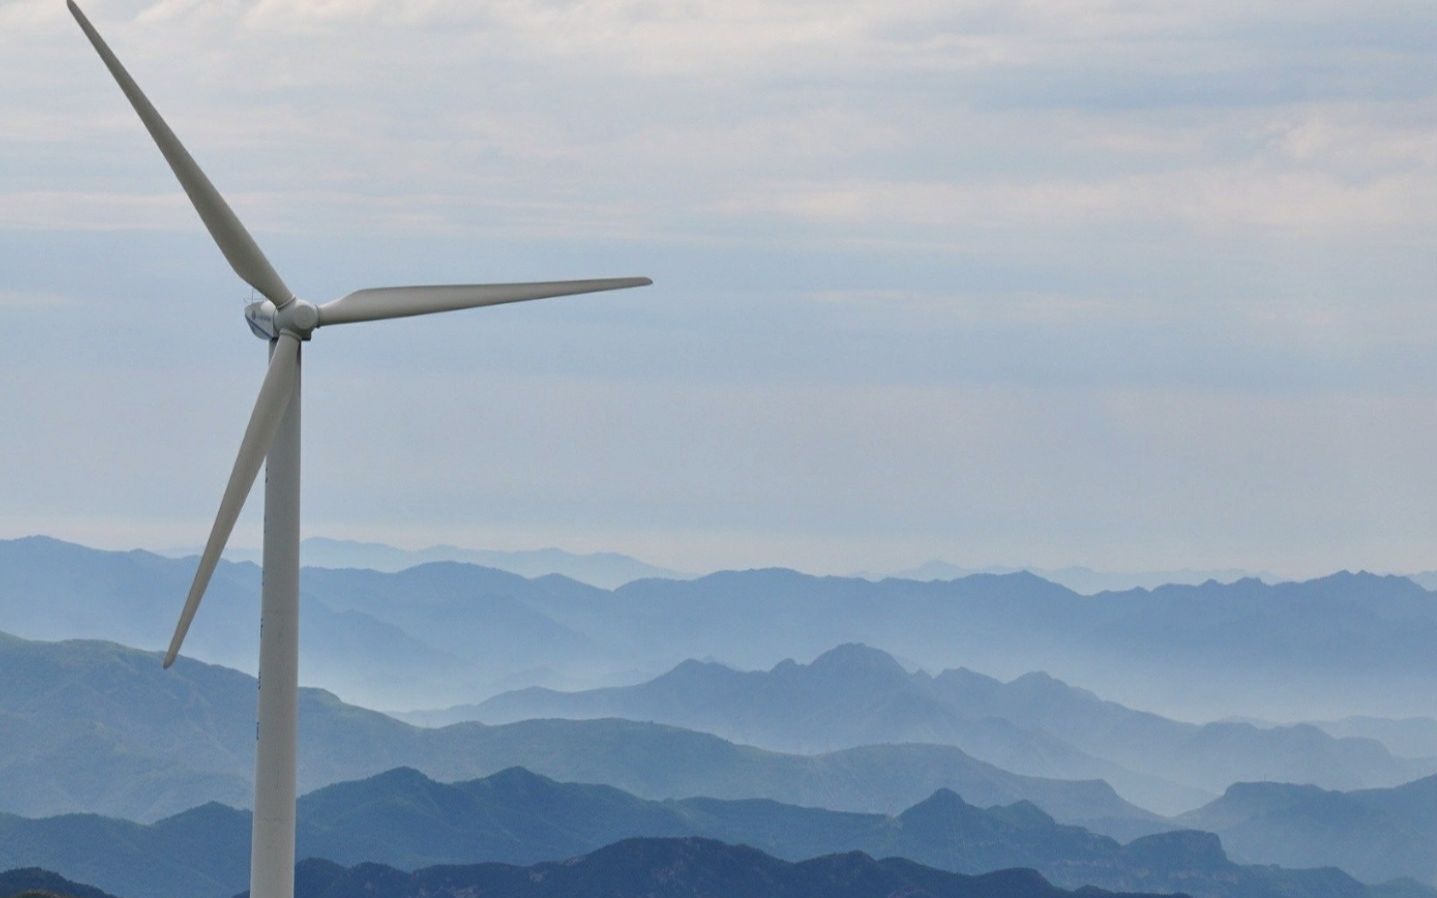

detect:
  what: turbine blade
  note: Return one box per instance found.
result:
[164,334,301,669]
[316,278,653,327]
[67,1,293,308]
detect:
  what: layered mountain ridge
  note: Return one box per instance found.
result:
[7,536,1437,720]
[1178,774,1437,884]
[2,766,1424,898]
[5,537,1437,897]
[0,629,1150,830]
[262,838,1173,898]
[412,642,1433,814]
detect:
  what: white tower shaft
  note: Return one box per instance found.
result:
[67,7,652,898]
[252,343,300,898]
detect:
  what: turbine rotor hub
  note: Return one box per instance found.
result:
[245,298,318,341]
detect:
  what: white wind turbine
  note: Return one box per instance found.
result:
[68,4,651,898]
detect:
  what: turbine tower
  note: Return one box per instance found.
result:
[67,5,651,898]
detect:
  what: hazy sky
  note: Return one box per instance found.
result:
[2,0,1436,577]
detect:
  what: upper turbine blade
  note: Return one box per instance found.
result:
[67,1,293,308]
[164,334,301,669]
[316,278,653,327]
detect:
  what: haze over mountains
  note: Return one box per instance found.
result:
[1178,774,1437,885]
[7,536,1437,721]
[418,643,1431,814]
[165,537,692,590]
[1409,572,1437,591]
[10,623,1437,893]
[154,536,1437,596]
[1311,717,1437,758]
[0,630,1152,830]
[3,765,1425,898]
[861,562,1276,594]
[183,536,1299,597]
[7,535,1437,898]
[166,535,1284,595]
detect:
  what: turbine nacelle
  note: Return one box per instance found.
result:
[245,299,318,341]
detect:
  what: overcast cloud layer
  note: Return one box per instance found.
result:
[2,0,1436,577]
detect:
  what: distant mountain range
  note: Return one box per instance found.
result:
[405,643,1206,814]
[860,562,1276,594]
[3,766,1424,898]
[1409,571,1437,591]
[168,535,1286,595]
[162,536,692,590]
[7,550,1437,895]
[405,643,1433,815]
[6,536,1437,719]
[149,535,1437,598]
[1178,774,1437,885]
[0,630,1152,832]
[1310,716,1437,758]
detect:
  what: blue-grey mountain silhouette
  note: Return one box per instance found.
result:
[434,643,1429,813]
[1178,774,1437,885]
[253,839,1183,898]
[0,868,119,898]
[7,537,1437,721]
[2,767,1428,898]
[182,537,690,588]
[0,630,1151,832]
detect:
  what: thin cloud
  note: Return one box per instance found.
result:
[5,0,1437,575]
[0,290,72,308]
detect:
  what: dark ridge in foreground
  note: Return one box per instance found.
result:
[0,868,118,898]
[246,837,1182,898]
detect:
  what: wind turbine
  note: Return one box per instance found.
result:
[67,5,650,898]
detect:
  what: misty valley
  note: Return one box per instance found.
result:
[4,537,1437,898]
